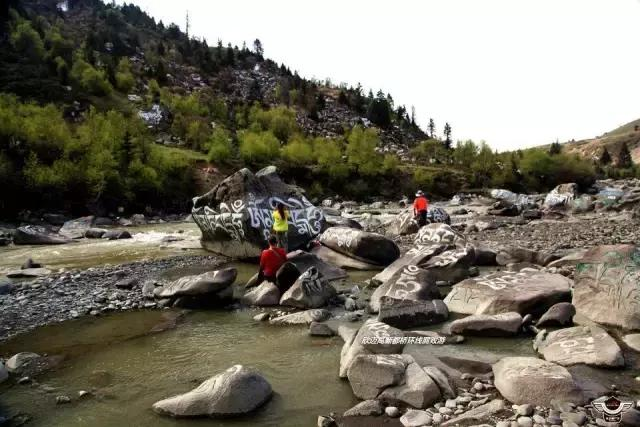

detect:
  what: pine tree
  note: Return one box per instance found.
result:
[253,38,264,57]
[548,140,562,155]
[428,118,436,138]
[617,142,633,168]
[599,147,612,165]
[226,42,234,66]
[443,122,452,149]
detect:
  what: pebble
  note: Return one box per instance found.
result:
[17,376,30,384]
[432,413,443,424]
[385,406,400,417]
[439,407,453,415]
[253,313,269,322]
[56,395,71,404]
[517,416,533,427]
[472,382,484,391]
[515,404,534,416]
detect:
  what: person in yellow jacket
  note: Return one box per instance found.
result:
[271,202,289,251]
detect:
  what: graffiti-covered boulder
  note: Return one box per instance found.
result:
[318,227,400,267]
[414,223,465,245]
[370,265,440,313]
[572,245,640,330]
[543,183,579,209]
[444,271,572,316]
[192,167,326,258]
[372,244,451,285]
[386,207,450,237]
[154,268,237,308]
[279,267,337,309]
[311,244,381,270]
[534,326,624,367]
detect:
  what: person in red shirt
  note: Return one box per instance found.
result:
[413,190,429,227]
[258,235,287,284]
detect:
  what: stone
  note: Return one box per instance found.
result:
[370,264,440,313]
[0,361,8,383]
[572,245,640,330]
[253,313,269,322]
[286,250,347,282]
[378,361,442,409]
[561,412,587,425]
[415,223,465,245]
[192,166,326,258]
[622,334,640,352]
[5,352,41,373]
[449,312,523,336]
[422,244,476,284]
[311,244,381,270]
[424,366,456,398]
[84,228,107,238]
[514,404,534,416]
[324,214,362,230]
[517,416,533,427]
[115,278,138,289]
[152,365,272,418]
[346,354,407,399]
[318,227,400,266]
[7,268,51,278]
[493,357,584,406]
[534,326,624,367]
[496,247,559,266]
[444,271,572,316]
[339,319,405,378]
[269,309,330,325]
[385,406,400,417]
[489,200,520,216]
[309,322,334,336]
[373,243,450,284]
[274,261,300,293]
[242,282,280,306]
[154,268,237,299]
[21,258,42,269]
[13,226,72,245]
[378,297,449,329]
[279,267,336,309]
[441,399,508,427]
[387,209,421,236]
[43,213,69,225]
[537,303,576,328]
[343,399,383,416]
[103,230,132,240]
[400,409,432,427]
[544,183,578,209]
[59,216,95,239]
[56,395,71,404]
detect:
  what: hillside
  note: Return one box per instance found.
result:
[560,118,640,165]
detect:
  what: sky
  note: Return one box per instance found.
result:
[118,0,640,151]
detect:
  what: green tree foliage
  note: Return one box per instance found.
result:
[238,130,280,164]
[207,127,233,163]
[248,104,298,142]
[452,140,478,168]
[70,55,113,95]
[599,147,612,165]
[617,142,633,168]
[443,122,452,149]
[314,138,349,180]
[471,142,496,188]
[115,57,135,92]
[281,135,314,166]
[412,139,447,164]
[366,91,392,128]
[346,126,382,176]
[10,19,45,61]
[548,141,562,155]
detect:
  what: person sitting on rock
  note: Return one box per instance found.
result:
[271,202,289,251]
[258,235,287,284]
[413,190,430,227]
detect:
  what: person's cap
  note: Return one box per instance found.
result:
[416,190,424,196]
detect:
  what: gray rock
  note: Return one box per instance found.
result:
[103,230,132,240]
[84,228,107,238]
[343,399,383,416]
[253,313,270,322]
[319,227,400,266]
[269,309,330,325]
[415,223,466,245]
[385,406,400,417]
[115,278,138,289]
[13,226,72,245]
[537,303,576,328]
[493,357,584,406]
[309,322,334,337]
[286,250,347,282]
[311,244,380,270]
[378,297,448,329]
[0,361,8,383]
[370,264,440,313]
[346,354,407,399]
[449,312,522,336]
[622,333,640,352]
[56,395,72,404]
[441,399,508,427]
[280,267,336,309]
[372,243,449,284]
[7,268,51,278]
[424,366,456,398]
[59,216,95,239]
[517,416,533,427]
[154,268,237,299]
[445,271,572,316]
[6,352,40,373]
[400,409,432,427]
[242,282,280,306]
[378,361,442,409]
[317,415,336,427]
[152,365,272,417]
[534,326,624,367]
[514,404,534,416]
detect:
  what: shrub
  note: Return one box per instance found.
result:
[281,135,314,166]
[346,126,382,176]
[70,57,113,96]
[238,130,280,164]
[207,127,233,163]
[115,58,135,93]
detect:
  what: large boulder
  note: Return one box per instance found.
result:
[373,244,450,285]
[318,227,400,267]
[269,308,330,325]
[378,297,448,329]
[386,207,451,237]
[59,216,95,239]
[572,245,640,330]
[346,354,408,399]
[286,250,347,282]
[544,183,579,209]
[370,265,440,313]
[493,357,584,406]
[378,360,441,409]
[537,302,576,328]
[490,189,536,207]
[13,226,72,245]
[152,365,272,418]
[192,166,326,258]
[444,271,572,316]
[311,244,381,270]
[488,200,520,216]
[279,267,336,309]
[496,247,559,266]
[154,268,237,307]
[5,352,41,374]
[414,223,465,245]
[241,282,280,306]
[534,326,624,367]
[448,312,522,336]
[421,244,475,283]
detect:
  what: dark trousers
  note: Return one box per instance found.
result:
[416,210,428,227]
[257,270,276,284]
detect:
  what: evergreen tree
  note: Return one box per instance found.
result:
[617,142,633,168]
[253,38,264,57]
[599,147,612,165]
[443,122,452,149]
[226,42,234,66]
[548,140,562,155]
[428,118,436,138]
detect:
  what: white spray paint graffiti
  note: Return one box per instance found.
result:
[320,227,359,249]
[386,265,422,299]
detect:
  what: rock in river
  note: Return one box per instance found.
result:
[372,243,450,285]
[378,297,449,329]
[414,223,465,245]
[5,352,41,374]
[444,270,572,316]
[448,312,523,336]
[536,302,576,328]
[242,282,280,306]
[59,216,95,239]
[378,360,442,409]
[534,325,624,367]
[192,166,326,258]
[370,264,440,313]
[154,268,237,307]
[318,227,400,267]
[572,245,640,330]
[279,267,336,309]
[152,365,272,418]
[346,354,408,399]
[13,226,72,245]
[0,361,8,383]
[493,357,584,406]
[269,309,331,325]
